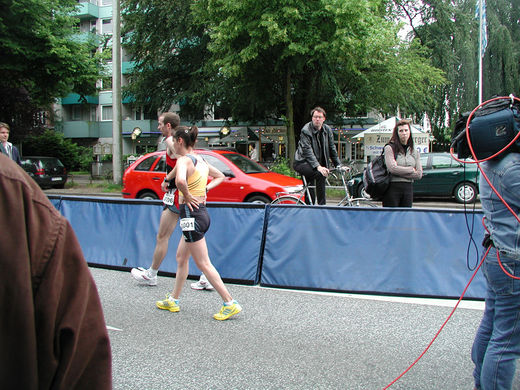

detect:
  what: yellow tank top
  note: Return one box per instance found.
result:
[186,154,208,196]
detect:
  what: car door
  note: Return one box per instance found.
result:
[134,154,165,197]
[416,154,456,196]
[411,154,430,195]
[199,152,243,202]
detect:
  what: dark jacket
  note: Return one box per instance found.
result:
[10,143,21,165]
[294,122,341,169]
[0,155,112,390]
[1,142,21,165]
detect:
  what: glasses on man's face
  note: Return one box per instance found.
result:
[312,115,324,119]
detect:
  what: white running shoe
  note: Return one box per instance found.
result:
[191,279,214,290]
[131,267,157,286]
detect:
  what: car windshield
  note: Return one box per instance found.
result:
[221,153,268,174]
[40,158,64,169]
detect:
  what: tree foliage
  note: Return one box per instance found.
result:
[0,0,101,139]
[121,0,211,120]
[392,0,520,146]
[122,0,445,161]
[22,130,91,171]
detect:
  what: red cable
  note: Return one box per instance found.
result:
[382,246,489,390]
[385,96,520,388]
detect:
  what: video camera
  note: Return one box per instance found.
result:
[451,96,520,160]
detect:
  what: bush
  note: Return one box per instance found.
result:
[22,130,91,171]
[269,157,298,178]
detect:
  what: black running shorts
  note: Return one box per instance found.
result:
[179,204,210,243]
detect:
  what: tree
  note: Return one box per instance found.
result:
[393,0,520,148]
[22,130,91,171]
[193,0,444,161]
[0,0,101,139]
[121,0,212,120]
[123,0,444,162]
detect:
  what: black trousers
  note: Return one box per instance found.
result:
[382,181,413,207]
[293,161,327,205]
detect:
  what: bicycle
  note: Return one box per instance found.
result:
[271,168,377,207]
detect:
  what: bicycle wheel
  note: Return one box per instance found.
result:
[271,195,306,205]
[345,198,378,208]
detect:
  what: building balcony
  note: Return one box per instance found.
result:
[61,93,99,105]
[62,119,158,139]
[62,121,100,138]
[75,1,99,19]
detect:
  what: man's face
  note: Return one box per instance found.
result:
[157,116,169,137]
[311,111,325,130]
[0,127,9,143]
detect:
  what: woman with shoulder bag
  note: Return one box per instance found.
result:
[382,119,423,207]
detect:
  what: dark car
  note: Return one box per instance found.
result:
[21,156,68,189]
[347,152,480,203]
[122,149,303,203]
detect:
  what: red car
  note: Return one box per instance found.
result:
[122,149,303,203]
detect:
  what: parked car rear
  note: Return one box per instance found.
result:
[21,156,68,189]
[348,152,480,203]
[122,149,303,203]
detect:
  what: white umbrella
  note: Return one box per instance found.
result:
[354,117,424,138]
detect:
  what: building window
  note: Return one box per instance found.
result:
[102,106,113,121]
[101,0,112,5]
[102,19,112,34]
[101,76,112,91]
[72,106,82,121]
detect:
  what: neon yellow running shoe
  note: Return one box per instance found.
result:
[213,301,242,321]
[156,294,180,312]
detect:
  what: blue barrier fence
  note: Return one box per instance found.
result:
[49,195,487,299]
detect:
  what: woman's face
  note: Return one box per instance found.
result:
[397,125,410,145]
[173,137,184,154]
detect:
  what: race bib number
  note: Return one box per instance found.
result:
[180,217,195,232]
[162,189,176,206]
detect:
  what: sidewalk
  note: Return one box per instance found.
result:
[43,174,121,197]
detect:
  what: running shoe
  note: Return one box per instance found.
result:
[191,280,214,290]
[213,301,242,321]
[156,294,180,312]
[131,267,157,286]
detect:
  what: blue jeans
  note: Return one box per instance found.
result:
[472,249,520,390]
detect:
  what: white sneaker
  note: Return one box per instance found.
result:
[131,267,157,286]
[191,280,214,290]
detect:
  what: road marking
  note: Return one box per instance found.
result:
[257,285,485,310]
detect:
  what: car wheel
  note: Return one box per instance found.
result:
[246,195,271,204]
[138,191,159,200]
[454,182,477,203]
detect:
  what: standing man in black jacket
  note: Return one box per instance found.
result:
[293,107,342,205]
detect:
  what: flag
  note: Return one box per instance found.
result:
[475,0,487,57]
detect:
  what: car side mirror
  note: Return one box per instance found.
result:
[224,171,235,178]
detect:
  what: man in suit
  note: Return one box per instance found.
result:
[0,122,21,165]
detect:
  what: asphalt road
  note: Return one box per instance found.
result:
[92,267,520,390]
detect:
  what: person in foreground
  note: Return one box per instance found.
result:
[0,154,111,389]
[156,126,241,320]
[471,151,520,390]
[382,119,422,207]
[130,112,214,290]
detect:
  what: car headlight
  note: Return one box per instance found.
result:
[283,185,303,194]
